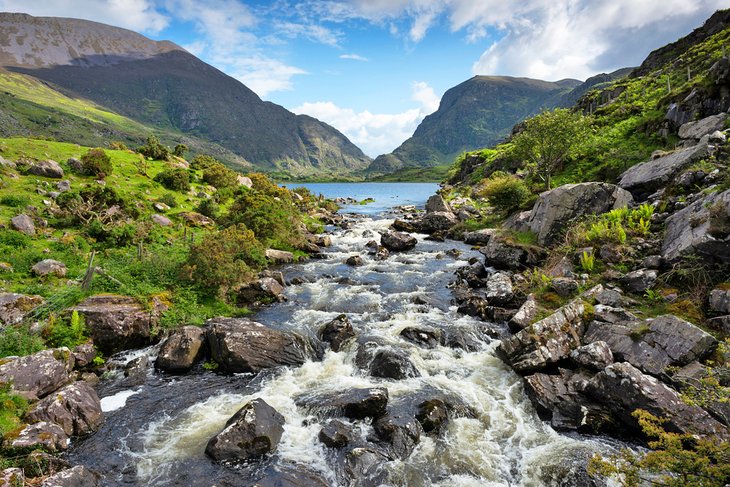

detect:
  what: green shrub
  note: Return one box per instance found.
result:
[195,199,219,219]
[159,193,178,208]
[138,135,170,161]
[80,148,113,178]
[202,163,238,190]
[56,186,134,224]
[46,311,88,349]
[0,385,28,436]
[154,168,191,192]
[227,190,303,248]
[0,195,30,207]
[0,324,45,357]
[173,144,188,158]
[476,173,531,214]
[182,224,266,295]
[190,154,218,171]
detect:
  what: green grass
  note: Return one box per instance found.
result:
[368,164,451,182]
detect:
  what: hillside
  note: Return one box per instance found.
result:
[0,13,371,178]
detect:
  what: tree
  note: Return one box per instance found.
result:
[138,135,170,161]
[173,144,188,158]
[511,108,591,190]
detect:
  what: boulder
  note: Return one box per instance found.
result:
[508,294,539,331]
[71,295,158,355]
[392,219,417,233]
[498,299,587,373]
[709,287,730,314]
[205,399,285,462]
[425,194,451,213]
[72,343,97,368]
[178,211,214,227]
[31,259,67,277]
[254,463,330,487]
[479,237,538,270]
[346,255,364,267]
[266,249,294,264]
[10,421,69,452]
[318,314,355,352]
[67,157,83,173]
[524,369,614,433]
[295,387,388,420]
[319,419,355,448]
[10,214,35,236]
[592,305,638,324]
[40,466,101,487]
[419,211,458,233]
[206,317,316,373]
[153,202,170,212]
[0,292,43,326]
[370,349,420,380]
[463,228,498,245]
[341,447,390,487]
[25,381,103,437]
[381,231,417,252]
[662,188,730,263]
[373,409,422,459]
[150,214,172,226]
[678,113,727,140]
[236,277,285,305]
[415,399,448,433]
[527,183,633,246]
[569,341,614,370]
[618,142,709,199]
[156,326,207,372]
[28,160,64,179]
[0,348,74,400]
[484,272,514,306]
[399,326,441,349]
[237,175,253,188]
[586,362,726,437]
[620,269,658,294]
[551,277,579,297]
[583,315,717,377]
[503,210,532,233]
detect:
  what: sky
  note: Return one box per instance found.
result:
[0,0,726,157]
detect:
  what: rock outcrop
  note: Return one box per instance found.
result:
[25,381,103,436]
[155,326,206,372]
[0,348,74,400]
[296,387,389,420]
[0,292,43,326]
[318,314,356,352]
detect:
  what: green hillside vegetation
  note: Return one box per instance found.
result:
[0,137,333,355]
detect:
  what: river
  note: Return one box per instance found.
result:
[68,183,610,486]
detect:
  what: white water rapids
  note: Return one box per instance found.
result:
[79,215,614,486]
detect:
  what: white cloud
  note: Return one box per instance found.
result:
[293,81,440,156]
[0,0,169,33]
[340,53,369,61]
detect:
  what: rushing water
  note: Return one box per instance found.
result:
[68,188,611,486]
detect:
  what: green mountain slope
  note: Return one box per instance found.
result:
[0,13,371,178]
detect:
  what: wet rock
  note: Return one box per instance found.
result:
[415,399,448,433]
[10,214,35,236]
[295,387,388,420]
[0,292,43,326]
[31,259,67,277]
[150,213,171,226]
[346,255,364,267]
[370,349,420,380]
[425,194,451,213]
[0,348,74,400]
[586,362,726,437]
[709,287,730,314]
[456,295,490,321]
[319,419,355,448]
[527,183,633,246]
[318,314,356,352]
[508,294,538,332]
[156,326,206,372]
[419,211,458,233]
[265,249,294,264]
[399,326,441,349]
[463,228,498,245]
[237,277,285,305]
[72,343,97,368]
[498,299,587,373]
[253,463,330,487]
[10,421,69,452]
[28,160,64,179]
[620,268,658,294]
[375,246,389,261]
[341,447,389,487]
[551,277,579,297]
[40,465,101,487]
[678,113,727,140]
[441,327,485,352]
[206,317,316,373]
[583,315,717,377]
[205,399,285,462]
[381,230,417,252]
[71,295,158,355]
[373,410,422,459]
[484,272,514,306]
[392,219,417,233]
[524,369,614,433]
[455,261,488,287]
[569,341,614,370]
[619,141,708,199]
[662,188,730,264]
[26,381,103,437]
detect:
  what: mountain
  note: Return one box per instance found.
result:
[368,70,632,175]
[0,13,371,178]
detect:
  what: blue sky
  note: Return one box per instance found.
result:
[0,0,725,156]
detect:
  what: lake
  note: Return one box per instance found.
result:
[281,182,440,214]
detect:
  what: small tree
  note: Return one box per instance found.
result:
[475,173,531,214]
[154,168,191,192]
[138,135,170,161]
[80,148,113,178]
[511,108,591,190]
[173,144,188,158]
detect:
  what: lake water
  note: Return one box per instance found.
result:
[282,182,440,215]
